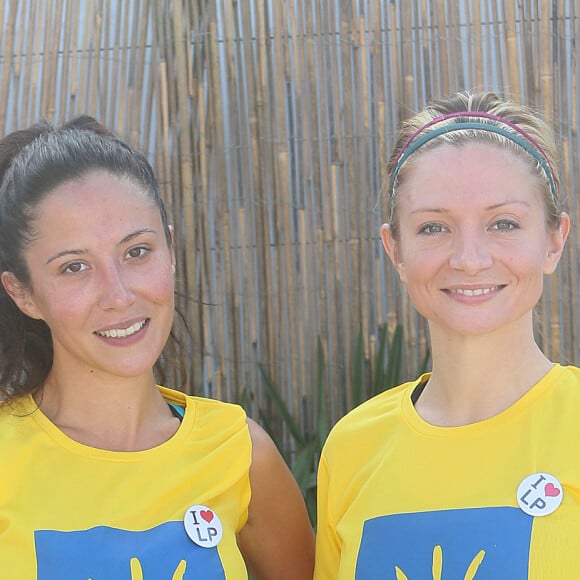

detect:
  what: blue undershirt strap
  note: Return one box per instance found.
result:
[167,402,185,420]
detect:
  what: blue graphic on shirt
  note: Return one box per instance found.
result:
[35,522,226,579]
[355,507,532,579]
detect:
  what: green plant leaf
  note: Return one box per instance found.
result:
[292,440,317,488]
[258,363,305,446]
[351,329,365,408]
[371,323,389,396]
[237,387,250,414]
[316,337,329,447]
[384,323,403,390]
[258,408,287,461]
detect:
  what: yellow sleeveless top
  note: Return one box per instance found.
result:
[315,365,580,579]
[0,387,251,579]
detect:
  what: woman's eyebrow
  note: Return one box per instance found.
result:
[118,228,156,246]
[45,228,157,264]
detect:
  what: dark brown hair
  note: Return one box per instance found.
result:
[0,117,175,403]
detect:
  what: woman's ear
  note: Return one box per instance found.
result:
[0,272,42,319]
[381,223,407,283]
[543,212,570,275]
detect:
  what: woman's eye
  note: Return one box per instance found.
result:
[127,246,149,259]
[492,219,519,231]
[418,223,445,235]
[63,262,87,274]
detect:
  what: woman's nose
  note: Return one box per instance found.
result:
[449,230,493,274]
[98,263,135,309]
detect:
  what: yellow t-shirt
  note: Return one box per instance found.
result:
[315,364,580,579]
[0,387,251,579]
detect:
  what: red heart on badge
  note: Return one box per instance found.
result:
[200,509,214,523]
[544,483,560,497]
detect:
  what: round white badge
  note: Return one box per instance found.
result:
[517,472,563,517]
[183,504,223,548]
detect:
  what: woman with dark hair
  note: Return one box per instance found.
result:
[0,117,314,579]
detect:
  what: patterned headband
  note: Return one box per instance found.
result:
[387,111,558,202]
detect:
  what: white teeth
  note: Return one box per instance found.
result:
[455,287,496,296]
[97,320,146,338]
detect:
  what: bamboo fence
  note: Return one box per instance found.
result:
[0,0,578,431]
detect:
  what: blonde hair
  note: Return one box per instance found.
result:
[384,90,562,238]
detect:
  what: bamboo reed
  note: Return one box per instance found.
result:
[504,1,520,98]
[20,0,36,123]
[0,2,17,118]
[471,0,483,89]
[27,0,44,120]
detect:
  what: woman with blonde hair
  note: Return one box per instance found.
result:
[315,90,577,579]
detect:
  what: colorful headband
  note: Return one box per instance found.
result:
[388,111,557,201]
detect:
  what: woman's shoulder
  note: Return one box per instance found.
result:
[158,386,250,450]
[159,385,247,417]
[556,364,580,381]
[321,375,427,457]
[0,395,36,427]
[331,376,425,432]
[540,364,580,398]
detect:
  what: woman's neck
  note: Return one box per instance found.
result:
[36,367,179,451]
[416,321,554,427]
